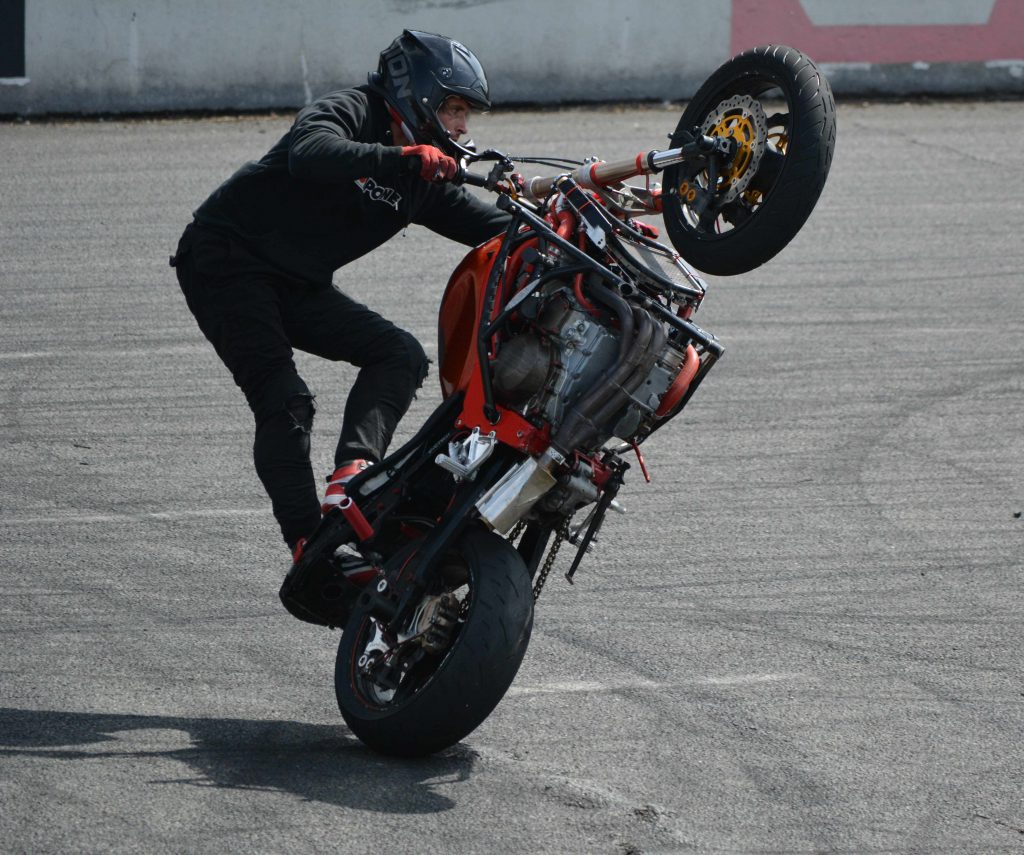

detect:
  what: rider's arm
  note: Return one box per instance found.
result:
[287,90,405,183]
[416,184,512,246]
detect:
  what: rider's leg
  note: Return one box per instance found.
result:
[283,284,429,469]
[249,372,321,550]
[335,326,428,466]
[174,227,322,551]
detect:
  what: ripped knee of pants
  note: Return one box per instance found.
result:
[396,330,430,390]
[285,392,316,435]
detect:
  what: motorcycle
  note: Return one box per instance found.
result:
[280,45,836,755]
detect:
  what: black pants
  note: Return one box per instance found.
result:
[172,223,428,550]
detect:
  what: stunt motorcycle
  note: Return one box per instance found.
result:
[281,45,836,755]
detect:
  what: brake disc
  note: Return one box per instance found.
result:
[700,94,769,204]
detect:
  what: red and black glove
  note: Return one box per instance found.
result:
[401,145,458,183]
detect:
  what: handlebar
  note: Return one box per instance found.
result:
[524,135,732,201]
[457,156,656,199]
[523,157,647,202]
[457,133,733,202]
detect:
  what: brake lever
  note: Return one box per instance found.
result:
[455,154,515,191]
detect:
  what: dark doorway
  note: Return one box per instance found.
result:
[0,0,26,78]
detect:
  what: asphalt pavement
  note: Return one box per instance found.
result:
[1,100,1022,854]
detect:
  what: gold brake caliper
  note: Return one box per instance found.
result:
[742,131,786,207]
[709,112,757,190]
[695,94,769,206]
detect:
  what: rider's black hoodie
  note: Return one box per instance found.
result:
[193,85,510,286]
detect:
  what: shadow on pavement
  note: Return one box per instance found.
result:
[0,706,476,812]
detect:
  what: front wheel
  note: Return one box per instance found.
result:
[334,526,534,756]
[663,44,836,275]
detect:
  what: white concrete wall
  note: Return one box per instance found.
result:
[0,0,730,115]
[1,0,1022,115]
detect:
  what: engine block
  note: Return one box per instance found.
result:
[492,286,683,444]
[537,296,622,428]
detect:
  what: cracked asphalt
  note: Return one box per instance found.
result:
[1,100,1022,853]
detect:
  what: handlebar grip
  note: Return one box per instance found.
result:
[456,168,490,188]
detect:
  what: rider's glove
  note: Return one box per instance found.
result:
[401,145,458,183]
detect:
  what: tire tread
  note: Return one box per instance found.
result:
[334,527,534,756]
[663,44,836,275]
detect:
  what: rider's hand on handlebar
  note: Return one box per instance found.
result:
[401,145,458,183]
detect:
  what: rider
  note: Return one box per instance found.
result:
[171,30,510,564]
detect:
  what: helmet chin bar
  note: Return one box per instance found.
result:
[445,133,477,159]
[412,101,463,155]
[391,101,468,158]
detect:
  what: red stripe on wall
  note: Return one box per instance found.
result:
[731,0,1024,63]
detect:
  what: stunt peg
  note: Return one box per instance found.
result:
[338,495,375,542]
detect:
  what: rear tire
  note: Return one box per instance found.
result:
[334,526,533,756]
[663,44,836,275]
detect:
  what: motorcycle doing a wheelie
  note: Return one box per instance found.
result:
[280,45,836,756]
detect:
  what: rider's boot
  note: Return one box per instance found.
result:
[321,459,370,515]
[291,537,309,565]
[282,537,373,627]
[290,535,375,587]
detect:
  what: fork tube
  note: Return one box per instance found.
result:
[524,137,725,200]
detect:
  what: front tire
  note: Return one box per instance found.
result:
[334,526,534,756]
[663,44,836,275]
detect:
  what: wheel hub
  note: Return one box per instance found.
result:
[699,94,768,204]
[407,591,460,653]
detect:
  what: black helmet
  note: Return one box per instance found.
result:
[368,30,491,153]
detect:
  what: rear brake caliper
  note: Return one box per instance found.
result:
[406,592,461,654]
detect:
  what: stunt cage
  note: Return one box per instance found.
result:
[284,127,735,631]
[455,132,729,431]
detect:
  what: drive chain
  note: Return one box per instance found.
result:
[532,519,570,601]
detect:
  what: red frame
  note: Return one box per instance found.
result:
[437,194,699,459]
[437,235,551,456]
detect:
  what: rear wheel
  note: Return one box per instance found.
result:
[334,526,533,756]
[663,44,836,275]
